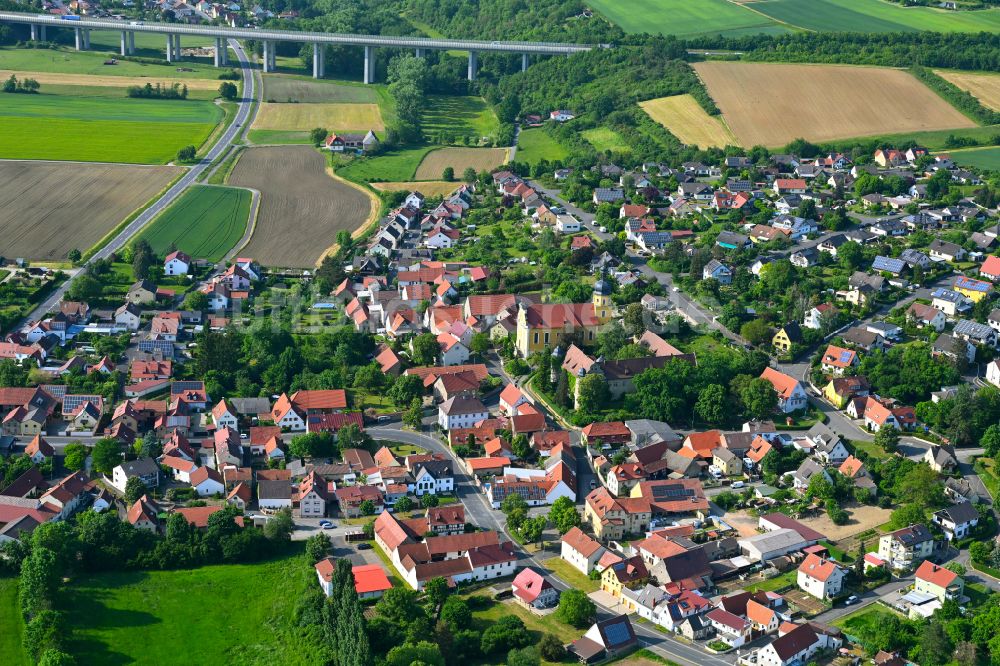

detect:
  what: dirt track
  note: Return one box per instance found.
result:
[0,160,181,261]
[228,146,373,268]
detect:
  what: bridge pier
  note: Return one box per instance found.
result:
[83,28,90,49]
[312,43,325,79]
[173,34,182,60]
[30,23,45,41]
[363,45,374,84]
[74,26,82,50]
[214,37,223,66]
[120,30,128,56]
[467,50,477,81]
[128,31,135,55]
[415,47,425,58]
[522,53,528,72]
[262,40,275,73]
[166,34,174,62]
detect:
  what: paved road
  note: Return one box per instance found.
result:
[812,577,912,624]
[20,38,257,327]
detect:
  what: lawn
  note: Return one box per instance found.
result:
[542,554,600,593]
[248,129,315,145]
[749,569,797,593]
[469,591,580,643]
[975,457,1000,499]
[755,0,1000,33]
[0,46,221,79]
[587,0,789,36]
[335,146,434,183]
[515,127,569,165]
[137,185,251,261]
[952,146,1000,172]
[61,552,330,665]
[422,95,499,143]
[832,606,905,632]
[582,127,631,153]
[0,577,29,666]
[0,87,221,163]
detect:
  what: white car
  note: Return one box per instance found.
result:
[731,481,745,489]
[598,226,607,233]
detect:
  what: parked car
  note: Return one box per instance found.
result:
[357,543,372,550]
[844,595,859,606]
[731,481,745,489]
[318,520,333,528]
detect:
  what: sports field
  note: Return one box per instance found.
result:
[515,127,569,165]
[0,161,182,261]
[751,0,1000,33]
[587,0,789,36]
[262,75,378,103]
[415,147,508,180]
[582,127,631,153]
[137,185,251,261]
[253,102,384,131]
[61,553,330,665]
[951,147,1000,171]
[935,70,1000,112]
[640,94,738,148]
[0,87,221,163]
[422,95,500,142]
[694,61,975,147]
[229,146,375,267]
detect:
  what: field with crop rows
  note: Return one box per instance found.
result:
[935,70,1000,112]
[639,94,738,148]
[137,185,251,262]
[262,75,379,103]
[228,146,374,267]
[0,161,181,260]
[414,147,508,180]
[694,61,974,147]
[752,0,1000,33]
[253,102,384,131]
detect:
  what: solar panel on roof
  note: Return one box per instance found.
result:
[603,621,631,647]
[171,381,204,393]
[63,394,101,412]
[839,351,853,363]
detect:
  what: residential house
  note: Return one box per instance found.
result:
[511,567,560,610]
[914,560,964,602]
[820,345,858,376]
[932,502,980,541]
[772,323,802,354]
[702,259,732,285]
[706,608,752,648]
[110,457,160,494]
[568,615,638,664]
[797,554,845,600]
[561,526,608,575]
[759,367,808,413]
[877,524,935,571]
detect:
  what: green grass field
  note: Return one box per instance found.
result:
[61,553,329,665]
[0,578,29,666]
[137,185,251,261]
[582,126,631,153]
[335,145,433,182]
[515,127,570,164]
[0,46,221,78]
[951,147,1000,171]
[248,129,312,144]
[754,0,1000,32]
[262,75,379,104]
[0,87,221,163]
[422,95,499,142]
[587,0,789,36]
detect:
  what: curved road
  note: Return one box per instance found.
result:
[22,38,257,325]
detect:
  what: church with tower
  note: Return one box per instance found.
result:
[514,278,614,357]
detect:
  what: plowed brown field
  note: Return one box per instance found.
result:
[228,146,374,268]
[0,160,181,261]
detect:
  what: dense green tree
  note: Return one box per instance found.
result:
[123,476,147,505]
[548,496,581,534]
[306,533,331,563]
[63,443,88,472]
[90,438,122,476]
[695,384,726,425]
[556,589,596,628]
[577,373,610,413]
[741,378,778,420]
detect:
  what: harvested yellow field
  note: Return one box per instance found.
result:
[252,103,384,131]
[694,61,975,147]
[414,147,508,180]
[0,70,221,90]
[935,69,1000,112]
[639,94,738,148]
[371,181,460,197]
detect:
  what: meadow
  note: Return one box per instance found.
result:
[753,0,1000,33]
[951,147,1000,171]
[422,95,500,143]
[335,146,434,182]
[253,102,385,131]
[935,70,1000,112]
[0,578,29,666]
[582,126,631,153]
[229,146,374,267]
[262,75,378,104]
[639,94,737,149]
[137,185,251,262]
[0,87,222,163]
[586,0,789,36]
[0,46,220,78]
[60,553,330,665]
[0,161,181,260]
[414,147,509,180]
[694,61,974,147]
[515,127,569,164]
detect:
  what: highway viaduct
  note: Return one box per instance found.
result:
[0,10,597,82]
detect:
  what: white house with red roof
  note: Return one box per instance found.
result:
[499,383,530,415]
[560,526,607,575]
[863,397,916,432]
[797,553,845,600]
[981,255,1000,282]
[511,567,559,610]
[820,345,858,376]
[163,251,191,276]
[914,560,964,602]
[759,367,808,413]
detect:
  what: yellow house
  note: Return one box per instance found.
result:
[954,277,991,303]
[712,447,742,476]
[823,377,870,409]
[772,323,802,353]
[515,282,611,357]
[600,555,649,599]
[914,561,964,603]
